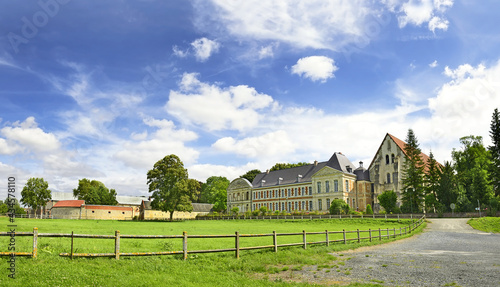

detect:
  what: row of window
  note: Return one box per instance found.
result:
[254,186,312,200]
[386,172,398,184]
[254,198,354,212]
[385,154,396,164]
[317,180,350,193]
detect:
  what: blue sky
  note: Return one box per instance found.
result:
[1,0,500,199]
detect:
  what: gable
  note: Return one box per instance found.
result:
[312,166,342,177]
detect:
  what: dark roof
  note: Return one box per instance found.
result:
[354,166,370,181]
[251,152,358,188]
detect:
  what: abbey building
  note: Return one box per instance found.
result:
[227,133,436,213]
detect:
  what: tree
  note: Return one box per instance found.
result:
[270,162,309,171]
[147,155,200,221]
[230,206,239,215]
[400,129,425,213]
[239,169,261,183]
[378,190,398,214]
[452,136,493,211]
[365,204,373,215]
[259,205,268,216]
[329,199,349,215]
[424,152,441,213]
[73,179,118,205]
[201,176,229,213]
[20,177,52,218]
[489,108,500,197]
[0,198,26,215]
[436,161,458,212]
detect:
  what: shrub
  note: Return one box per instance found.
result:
[259,206,268,216]
[365,204,373,215]
[329,199,349,215]
[251,210,259,216]
[230,207,239,216]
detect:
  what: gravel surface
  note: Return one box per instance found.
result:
[294,218,500,286]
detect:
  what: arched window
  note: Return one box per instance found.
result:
[391,154,395,163]
[387,173,391,184]
[385,155,390,164]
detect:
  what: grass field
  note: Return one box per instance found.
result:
[0,217,425,286]
[468,217,500,233]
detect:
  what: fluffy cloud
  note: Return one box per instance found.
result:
[191,37,220,62]
[0,117,61,154]
[291,56,338,83]
[192,0,378,51]
[385,0,453,32]
[166,73,274,131]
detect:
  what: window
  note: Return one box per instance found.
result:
[309,201,313,211]
[391,154,395,163]
[253,204,256,210]
[345,180,349,192]
[108,211,111,214]
[352,198,355,208]
[317,182,321,193]
[282,202,285,211]
[326,199,331,209]
[122,212,125,214]
[301,187,305,196]
[295,188,298,196]
[386,155,390,164]
[318,199,322,211]
[334,180,339,192]
[291,189,294,197]
[295,201,298,210]
[326,181,330,193]
[309,187,312,195]
[387,173,391,184]
[288,202,291,211]
[302,201,305,210]
[92,210,95,213]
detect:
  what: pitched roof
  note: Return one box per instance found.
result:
[52,200,85,208]
[251,152,358,188]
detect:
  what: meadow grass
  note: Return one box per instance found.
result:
[0,217,425,286]
[468,217,500,233]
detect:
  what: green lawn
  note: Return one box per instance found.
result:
[468,217,500,233]
[0,217,425,286]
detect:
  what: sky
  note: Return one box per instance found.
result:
[1,0,500,200]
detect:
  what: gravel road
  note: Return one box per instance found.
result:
[295,218,500,286]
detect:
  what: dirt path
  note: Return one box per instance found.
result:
[293,218,500,286]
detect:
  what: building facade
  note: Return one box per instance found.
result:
[227,152,372,213]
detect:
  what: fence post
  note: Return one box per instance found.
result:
[379,228,381,241]
[361,214,363,219]
[343,229,346,244]
[303,230,307,249]
[71,231,74,260]
[397,214,400,222]
[325,230,329,246]
[393,228,396,238]
[115,230,120,260]
[183,231,188,260]
[369,229,372,242]
[385,214,387,221]
[387,228,389,239]
[235,231,240,258]
[372,213,375,219]
[357,229,360,243]
[32,227,38,259]
[273,231,277,253]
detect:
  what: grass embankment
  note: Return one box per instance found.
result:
[0,217,425,287]
[468,217,500,233]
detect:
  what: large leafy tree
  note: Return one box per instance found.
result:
[436,161,458,212]
[400,129,425,213]
[489,108,500,197]
[21,177,52,217]
[147,154,200,221]
[239,169,261,183]
[73,179,118,205]
[424,152,441,213]
[378,190,398,213]
[270,162,309,171]
[201,176,229,212]
[452,136,493,211]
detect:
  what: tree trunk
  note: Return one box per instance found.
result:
[169,210,174,221]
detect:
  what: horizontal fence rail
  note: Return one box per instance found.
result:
[0,216,425,260]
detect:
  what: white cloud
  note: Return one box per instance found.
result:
[172,45,188,58]
[291,56,338,83]
[166,73,274,131]
[191,37,220,62]
[193,0,379,51]
[258,44,275,59]
[384,0,453,32]
[443,63,485,81]
[0,117,61,153]
[429,60,438,68]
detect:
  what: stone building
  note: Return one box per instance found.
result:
[368,133,435,212]
[227,152,372,213]
[51,200,134,220]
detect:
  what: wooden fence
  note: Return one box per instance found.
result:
[196,213,419,221]
[0,216,425,260]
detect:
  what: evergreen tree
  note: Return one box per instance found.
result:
[425,151,441,213]
[400,129,425,213]
[489,108,500,197]
[436,161,458,212]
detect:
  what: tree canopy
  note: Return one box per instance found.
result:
[147,154,200,221]
[329,199,349,215]
[269,162,309,171]
[401,129,425,213]
[0,198,26,215]
[20,177,52,217]
[239,169,261,183]
[73,179,118,205]
[201,176,229,212]
[489,108,500,197]
[378,190,398,214]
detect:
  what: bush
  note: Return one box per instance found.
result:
[251,210,259,216]
[329,199,349,215]
[487,196,500,216]
[230,207,239,216]
[365,204,373,215]
[378,190,398,213]
[259,206,268,216]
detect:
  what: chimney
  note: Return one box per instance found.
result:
[266,169,269,174]
[297,174,302,182]
[346,165,352,173]
[314,160,318,166]
[359,161,363,168]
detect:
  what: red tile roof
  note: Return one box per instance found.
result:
[387,133,442,172]
[52,200,85,208]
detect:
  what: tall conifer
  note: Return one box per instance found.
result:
[489,108,500,197]
[401,129,425,213]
